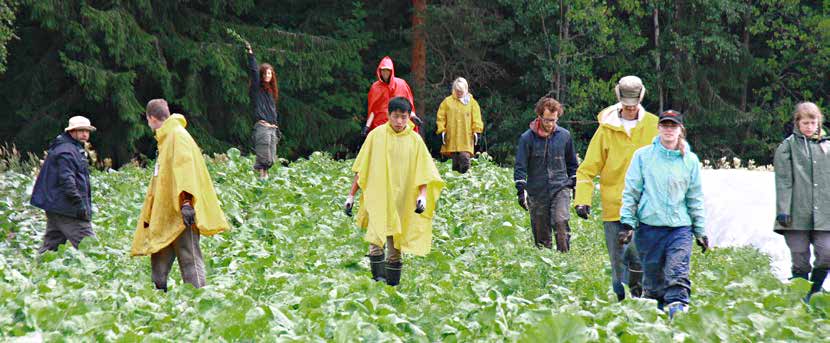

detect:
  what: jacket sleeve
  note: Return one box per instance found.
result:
[436,99,448,134]
[620,150,643,228]
[685,157,706,238]
[774,139,793,216]
[513,133,530,189]
[248,53,260,92]
[56,153,83,207]
[574,129,607,206]
[565,133,578,178]
[471,99,484,133]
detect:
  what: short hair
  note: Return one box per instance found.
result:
[146,99,171,120]
[388,97,412,114]
[534,96,562,117]
[794,102,823,124]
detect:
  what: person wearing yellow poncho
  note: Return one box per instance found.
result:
[343,97,444,286]
[436,77,483,173]
[131,99,230,291]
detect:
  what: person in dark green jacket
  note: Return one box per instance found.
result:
[774,102,830,302]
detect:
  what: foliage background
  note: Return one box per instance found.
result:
[0,0,829,166]
[2,150,829,341]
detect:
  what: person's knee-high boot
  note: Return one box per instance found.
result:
[554,221,571,253]
[386,261,402,286]
[367,255,386,282]
[806,268,828,302]
[628,268,643,298]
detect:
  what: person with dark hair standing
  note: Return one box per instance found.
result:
[344,97,443,286]
[620,110,708,319]
[245,41,281,179]
[514,96,578,251]
[31,116,97,253]
[131,99,230,291]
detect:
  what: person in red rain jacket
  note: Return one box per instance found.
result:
[362,56,422,136]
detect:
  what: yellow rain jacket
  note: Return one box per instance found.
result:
[575,104,658,221]
[436,94,483,156]
[131,114,229,256]
[353,123,444,256]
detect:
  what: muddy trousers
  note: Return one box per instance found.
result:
[151,227,206,291]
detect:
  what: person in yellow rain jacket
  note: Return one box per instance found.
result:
[573,76,658,301]
[436,77,484,173]
[343,97,444,286]
[131,99,230,291]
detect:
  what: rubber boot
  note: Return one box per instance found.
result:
[791,272,809,281]
[628,269,643,298]
[367,255,386,282]
[386,261,402,286]
[554,221,571,253]
[806,268,828,303]
[613,281,626,301]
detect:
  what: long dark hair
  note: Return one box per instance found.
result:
[259,63,278,102]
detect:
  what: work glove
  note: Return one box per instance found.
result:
[415,195,426,214]
[776,214,792,227]
[516,183,528,211]
[181,203,196,227]
[441,132,447,145]
[618,223,634,245]
[696,235,710,253]
[411,115,423,127]
[77,207,91,221]
[474,133,479,146]
[344,195,355,217]
[575,205,590,220]
[361,126,369,137]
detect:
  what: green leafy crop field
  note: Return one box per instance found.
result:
[1,150,828,341]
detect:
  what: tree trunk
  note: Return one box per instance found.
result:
[654,6,664,113]
[740,2,750,112]
[411,0,427,122]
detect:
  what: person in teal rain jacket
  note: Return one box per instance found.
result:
[619,110,709,319]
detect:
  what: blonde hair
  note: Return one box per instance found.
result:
[794,101,823,126]
[452,77,469,95]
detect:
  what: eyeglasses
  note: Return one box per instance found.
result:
[540,118,558,124]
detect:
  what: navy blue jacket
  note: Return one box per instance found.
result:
[30,133,91,219]
[249,53,279,125]
[514,126,578,197]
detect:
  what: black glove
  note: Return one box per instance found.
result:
[344,202,354,217]
[77,207,91,221]
[776,214,792,227]
[181,203,196,227]
[575,205,590,220]
[566,176,576,189]
[696,236,710,253]
[411,115,423,127]
[361,126,369,137]
[517,191,528,211]
[415,197,426,214]
[618,224,634,245]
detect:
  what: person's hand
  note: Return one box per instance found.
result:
[77,207,91,221]
[415,195,426,214]
[517,190,528,211]
[618,224,634,245]
[776,214,792,227]
[361,126,369,137]
[344,196,355,217]
[474,133,479,146]
[245,41,252,54]
[181,203,196,227]
[696,235,710,253]
[442,133,447,145]
[566,176,576,189]
[575,205,590,220]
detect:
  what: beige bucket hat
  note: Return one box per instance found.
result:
[64,116,97,132]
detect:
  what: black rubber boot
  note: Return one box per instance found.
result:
[386,261,402,286]
[628,269,643,298]
[791,272,809,281]
[806,268,827,303]
[368,255,386,282]
[554,221,571,253]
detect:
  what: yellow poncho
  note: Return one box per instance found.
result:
[353,123,444,256]
[131,114,230,256]
[436,95,483,156]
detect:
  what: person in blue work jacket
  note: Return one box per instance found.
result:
[619,110,709,319]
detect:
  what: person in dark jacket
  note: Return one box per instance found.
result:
[514,96,578,251]
[30,116,96,253]
[245,41,281,179]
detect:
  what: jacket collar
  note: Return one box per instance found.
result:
[155,114,187,144]
[598,103,646,131]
